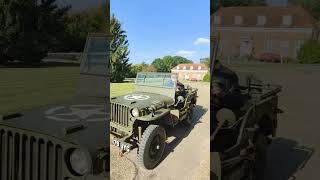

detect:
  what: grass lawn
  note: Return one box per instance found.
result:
[110,83,134,97]
[0,67,79,115]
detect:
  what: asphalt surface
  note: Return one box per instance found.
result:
[110,83,210,180]
[229,63,320,180]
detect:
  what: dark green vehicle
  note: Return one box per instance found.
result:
[110,73,198,169]
[0,33,110,180]
[211,73,282,180]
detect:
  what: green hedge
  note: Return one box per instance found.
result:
[203,73,210,82]
[298,39,320,64]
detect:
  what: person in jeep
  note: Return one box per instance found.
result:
[211,60,243,133]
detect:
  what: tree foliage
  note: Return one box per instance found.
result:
[61,5,108,52]
[0,0,70,63]
[151,56,193,72]
[298,39,320,64]
[289,0,320,20]
[128,62,157,78]
[200,58,210,67]
[110,14,131,82]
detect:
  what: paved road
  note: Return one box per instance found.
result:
[110,83,210,180]
[230,63,320,180]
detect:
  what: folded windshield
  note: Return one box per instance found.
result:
[135,73,177,89]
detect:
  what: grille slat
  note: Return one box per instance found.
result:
[2,132,8,180]
[25,137,30,180]
[0,129,63,180]
[110,103,131,128]
[8,133,13,180]
[18,135,23,180]
[32,138,39,180]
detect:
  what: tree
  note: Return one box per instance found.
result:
[128,62,157,77]
[151,55,193,72]
[200,57,210,67]
[61,5,108,52]
[298,39,320,64]
[0,0,70,63]
[289,0,320,20]
[110,14,131,82]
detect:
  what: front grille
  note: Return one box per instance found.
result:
[0,127,63,180]
[110,103,131,127]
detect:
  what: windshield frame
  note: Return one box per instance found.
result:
[135,72,178,89]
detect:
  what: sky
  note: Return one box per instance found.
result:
[111,0,210,64]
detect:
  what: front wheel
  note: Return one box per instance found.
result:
[137,125,166,169]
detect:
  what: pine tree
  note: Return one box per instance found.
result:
[110,14,131,82]
[0,0,70,64]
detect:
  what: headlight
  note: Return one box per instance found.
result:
[131,108,140,117]
[69,149,91,175]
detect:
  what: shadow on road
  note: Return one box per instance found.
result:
[265,138,314,180]
[160,105,208,163]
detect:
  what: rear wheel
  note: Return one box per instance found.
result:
[137,125,166,169]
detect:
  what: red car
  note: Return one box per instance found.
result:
[255,52,281,63]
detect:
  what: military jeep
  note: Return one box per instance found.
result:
[110,72,198,169]
[211,73,282,180]
[0,33,110,180]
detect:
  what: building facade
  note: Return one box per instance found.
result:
[171,64,208,81]
[211,5,317,61]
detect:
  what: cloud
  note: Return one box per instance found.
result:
[175,50,196,58]
[194,38,210,45]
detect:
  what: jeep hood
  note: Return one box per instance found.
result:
[111,91,174,109]
[0,97,108,156]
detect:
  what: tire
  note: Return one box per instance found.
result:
[183,106,194,126]
[137,125,166,169]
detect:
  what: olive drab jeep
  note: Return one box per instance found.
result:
[110,73,198,169]
[0,33,110,180]
[211,73,282,180]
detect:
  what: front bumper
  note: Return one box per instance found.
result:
[111,136,134,153]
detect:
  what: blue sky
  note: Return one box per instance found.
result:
[111,0,209,64]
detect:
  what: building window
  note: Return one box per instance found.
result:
[282,15,292,26]
[183,66,186,70]
[234,16,243,25]
[280,41,289,57]
[177,66,180,70]
[295,40,304,57]
[266,40,273,52]
[257,16,266,25]
[198,66,202,70]
[190,66,193,70]
[214,16,221,25]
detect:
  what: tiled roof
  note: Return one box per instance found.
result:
[212,5,316,28]
[171,64,208,71]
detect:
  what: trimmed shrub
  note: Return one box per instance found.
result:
[203,73,210,82]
